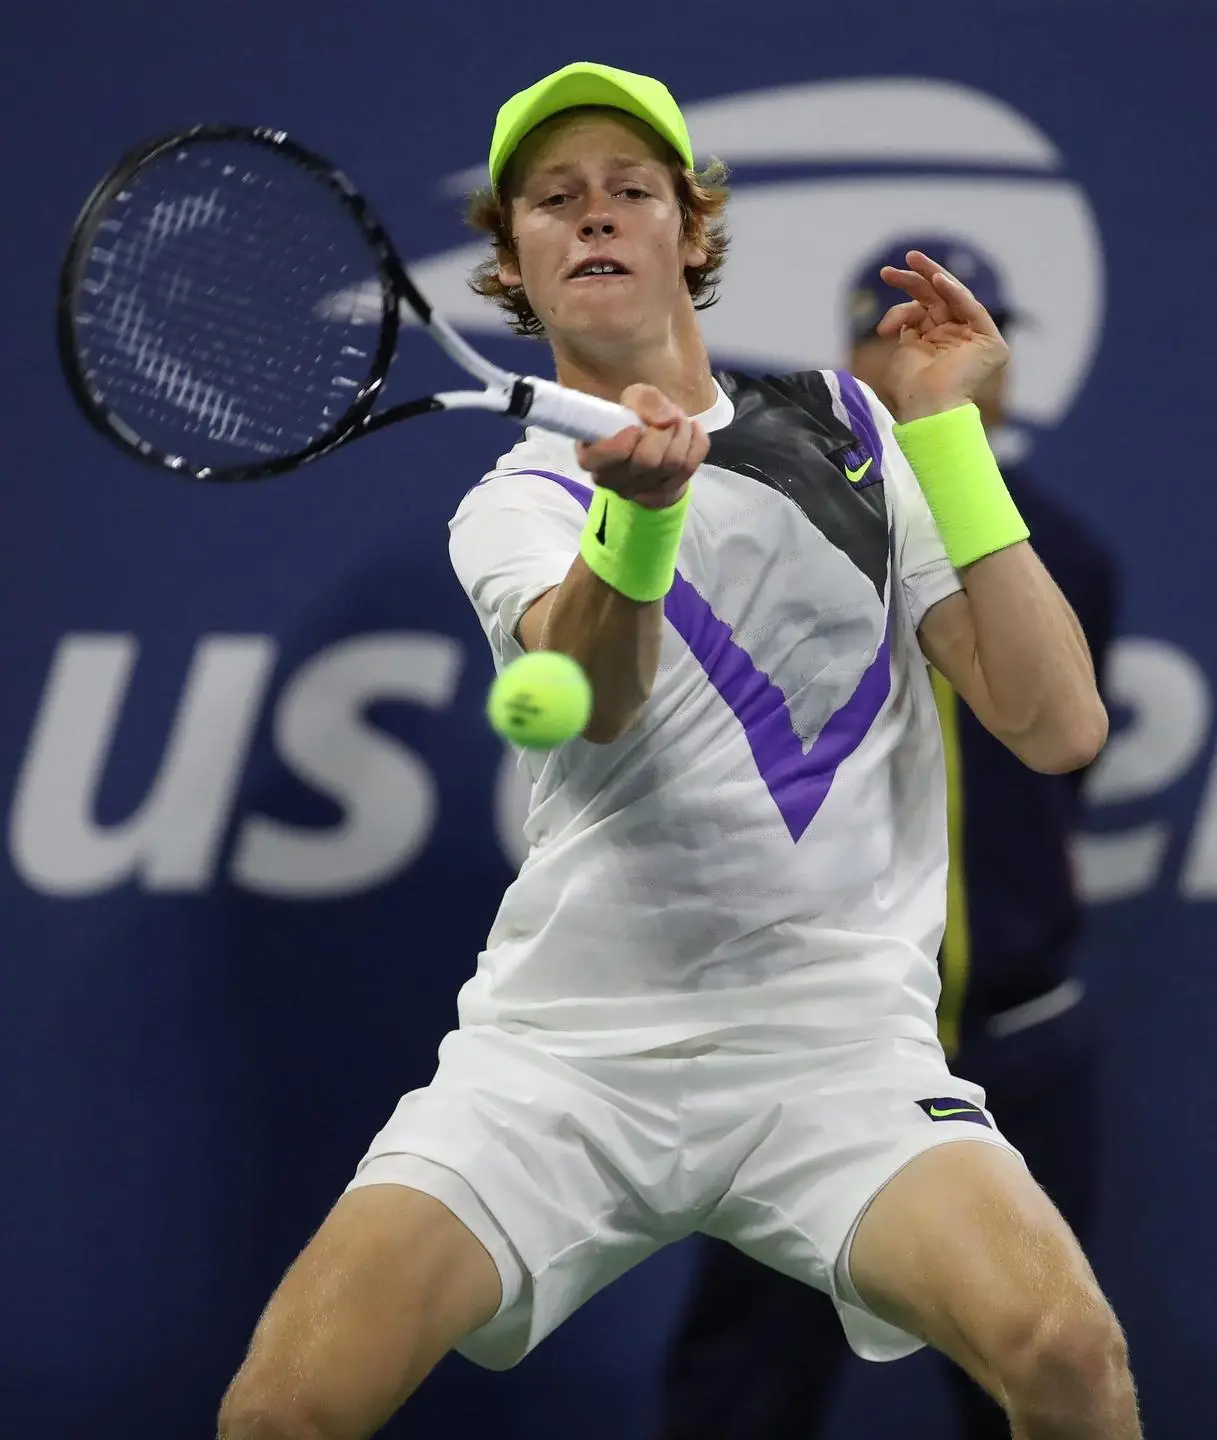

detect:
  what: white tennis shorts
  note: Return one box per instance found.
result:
[346,1025,1020,1370]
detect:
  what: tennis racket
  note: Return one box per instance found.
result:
[57,124,639,482]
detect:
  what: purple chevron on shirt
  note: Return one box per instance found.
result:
[496,469,893,839]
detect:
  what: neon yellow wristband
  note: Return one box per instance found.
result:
[578,484,691,602]
[893,404,1029,570]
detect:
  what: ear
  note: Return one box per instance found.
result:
[496,245,522,288]
[679,222,708,275]
[682,242,708,274]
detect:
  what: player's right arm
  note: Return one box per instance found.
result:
[517,384,706,743]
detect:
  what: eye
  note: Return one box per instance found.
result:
[617,187,650,200]
[540,193,569,208]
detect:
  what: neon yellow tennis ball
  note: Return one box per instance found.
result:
[487,652,593,749]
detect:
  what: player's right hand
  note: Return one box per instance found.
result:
[575,384,708,510]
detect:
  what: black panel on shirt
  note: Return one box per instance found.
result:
[710,370,890,599]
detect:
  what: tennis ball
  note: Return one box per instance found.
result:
[487,652,593,749]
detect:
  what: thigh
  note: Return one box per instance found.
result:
[350,1028,681,1367]
[845,1140,1107,1399]
[223,1183,503,1440]
[702,1035,1019,1364]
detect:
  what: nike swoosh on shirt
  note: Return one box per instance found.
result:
[928,1105,976,1119]
[844,457,873,484]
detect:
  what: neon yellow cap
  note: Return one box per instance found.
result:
[488,61,694,192]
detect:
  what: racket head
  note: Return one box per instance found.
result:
[57,124,425,482]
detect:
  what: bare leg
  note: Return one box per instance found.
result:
[846,1142,1140,1439]
[218,1184,504,1440]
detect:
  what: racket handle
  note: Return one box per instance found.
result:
[520,377,640,442]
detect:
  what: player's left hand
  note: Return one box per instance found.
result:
[875,250,1009,423]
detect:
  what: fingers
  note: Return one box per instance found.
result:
[879,251,1002,341]
[930,268,1003,338]
[576,386,706,503]
[660,415,709,480]
[628,418,706,509]
[876,299,968,342]
[879,261,952,328]
[875,299,927,337]
[902,250,958,302]
[685,417,711,472]
[575,424,642,472]
[878,301,978,348]
[620,383,683,430]
[880,265,942,309]
[575,384,681,469]
[905,250,1003,339]
[630,412,692,472]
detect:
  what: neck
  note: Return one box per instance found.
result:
[549,310,718,419]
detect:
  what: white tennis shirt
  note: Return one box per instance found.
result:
[447,369,962,1056]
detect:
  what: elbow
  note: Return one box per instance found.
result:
[582,700,646,746]
[1023,700,1109,774]
[581,682,652,746]
[1060,698,1110,772]
[583,717,632,745]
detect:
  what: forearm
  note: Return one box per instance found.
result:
[538,554,664,743]
[514,387,704,744]
[958,542,1106,770]
[897,403,1106,773]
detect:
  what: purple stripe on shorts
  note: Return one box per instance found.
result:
[834,371,886,478]
[500,468,893,839]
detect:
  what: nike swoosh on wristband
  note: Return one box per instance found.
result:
[844,457,873,484]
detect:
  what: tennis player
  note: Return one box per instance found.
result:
[218,63,1140,1440]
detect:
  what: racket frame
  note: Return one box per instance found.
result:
[58,124,637,483]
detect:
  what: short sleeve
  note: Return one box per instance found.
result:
[856,380,963,630]
[448,469,588,666]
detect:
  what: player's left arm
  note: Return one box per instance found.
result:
[917,553,1105,774]
[872,249,1108,775]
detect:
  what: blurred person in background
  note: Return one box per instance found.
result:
[657,235,1120,1440]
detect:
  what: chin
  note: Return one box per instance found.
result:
[561,304,650,344]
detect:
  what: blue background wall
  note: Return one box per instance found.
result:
[2,2,1213,1434]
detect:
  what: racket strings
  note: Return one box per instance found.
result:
[71,141,386,469]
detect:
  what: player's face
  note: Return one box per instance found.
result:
[499,110,707,351]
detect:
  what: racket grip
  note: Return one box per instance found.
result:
[521,377,640,442]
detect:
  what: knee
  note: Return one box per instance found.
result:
[996,1293,1130,1417]
[217,1377,327,1440]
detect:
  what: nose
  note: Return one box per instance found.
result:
[579,209,617,239]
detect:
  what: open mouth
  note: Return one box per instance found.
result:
[566,259,631,280]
